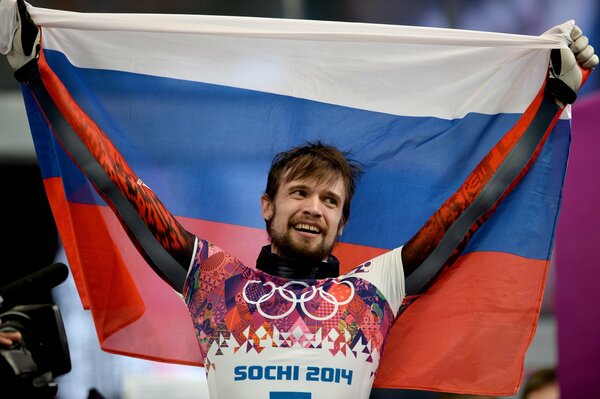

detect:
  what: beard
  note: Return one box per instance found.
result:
[268,226,333,263]
[266,206,339,264]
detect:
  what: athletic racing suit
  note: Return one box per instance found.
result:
[185,241,404,398]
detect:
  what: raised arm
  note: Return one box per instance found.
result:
[4,0,195,292]
[402,24,598,295]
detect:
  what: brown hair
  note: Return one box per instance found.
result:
[265,141,363,223]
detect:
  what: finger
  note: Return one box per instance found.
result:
[7,332,22,340]
[0,331,21,339]
[582,53,599,69]
[0,336,13,346]
[571,25,583,41]
[576,45,595,64]
[570,35,589,54]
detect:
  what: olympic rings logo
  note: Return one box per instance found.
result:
[242,280,355,321]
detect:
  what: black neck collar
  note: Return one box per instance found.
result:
[256,245,340,279]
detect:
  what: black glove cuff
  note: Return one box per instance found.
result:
[13,52,40,83]
[545,77,577,105]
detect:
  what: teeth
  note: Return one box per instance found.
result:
[294,224,321,233]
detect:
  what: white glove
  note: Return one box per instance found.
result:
[0,0,39,73]
[547,22,598,105]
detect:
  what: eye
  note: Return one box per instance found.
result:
[324,197,338,206]
[291,190,307,198]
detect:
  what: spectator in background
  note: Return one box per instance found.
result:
[521,368,559,399]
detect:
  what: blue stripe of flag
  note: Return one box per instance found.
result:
[28,49,569,260]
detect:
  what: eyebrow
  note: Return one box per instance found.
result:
[287,184,342,203]
[287,184,312,193]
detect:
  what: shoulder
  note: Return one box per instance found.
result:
[342,246,405,317]
[344,247,404,278]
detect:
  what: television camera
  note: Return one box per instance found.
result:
[0,263,71,398]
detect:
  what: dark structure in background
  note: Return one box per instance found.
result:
[0,163,58,296]
[0,162,59,302]
[0,162,68,397]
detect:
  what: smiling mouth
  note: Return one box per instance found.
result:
[293,223,322,234]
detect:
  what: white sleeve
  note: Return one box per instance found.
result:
[345,246,405,317]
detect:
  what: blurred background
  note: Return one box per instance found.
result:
[1,1,598,398]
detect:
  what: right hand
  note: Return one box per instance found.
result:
[0,0,39,72]
[547,22,598,105]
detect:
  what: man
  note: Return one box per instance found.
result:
[1,0,597,397]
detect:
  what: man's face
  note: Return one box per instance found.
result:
[261,175,346,263]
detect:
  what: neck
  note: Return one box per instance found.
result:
[256,245,340,279]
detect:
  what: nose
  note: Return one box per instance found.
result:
[302,194,323,218]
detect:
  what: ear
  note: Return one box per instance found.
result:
[338,214,347,236]
[338,222,345,236]
[261,194,274,221]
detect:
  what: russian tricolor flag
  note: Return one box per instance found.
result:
[22,5,572,395]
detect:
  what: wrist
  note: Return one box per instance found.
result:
[545,77,576,108]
